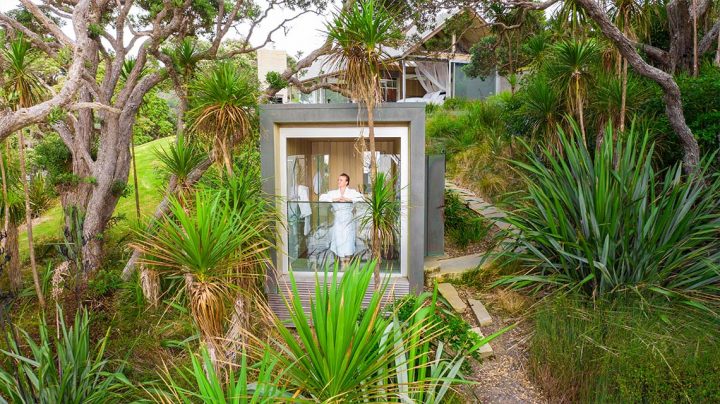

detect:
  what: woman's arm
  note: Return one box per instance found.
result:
[319,190,334,202]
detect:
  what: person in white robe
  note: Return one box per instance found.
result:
[319,173,364,264]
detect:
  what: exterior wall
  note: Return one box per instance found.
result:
[257,49,288,102]
[425,155,445,256]
[260,103,426,291]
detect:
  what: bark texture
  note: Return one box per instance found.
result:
[576,0,701,171]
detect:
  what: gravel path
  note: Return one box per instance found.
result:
[455,287,547,404]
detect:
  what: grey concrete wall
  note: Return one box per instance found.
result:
[260,103,426,292]
[425,155,445,256]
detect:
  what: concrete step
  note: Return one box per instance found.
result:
[437,283,467,313]
[468,298,493,326]
[470,327,494,359]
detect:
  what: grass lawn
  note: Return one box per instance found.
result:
[19,136,173,258]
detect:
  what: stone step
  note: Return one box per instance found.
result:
[468,298,493,326]
[437,283,467,313]
[470,327,494,359]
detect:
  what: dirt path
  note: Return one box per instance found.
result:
[456,286,547,403]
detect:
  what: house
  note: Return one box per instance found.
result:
[290,9,512,104]
[260,104,445,319]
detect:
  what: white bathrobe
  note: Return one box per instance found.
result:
[319,188,364,257]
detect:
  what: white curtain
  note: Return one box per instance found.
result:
[414,61,449,93]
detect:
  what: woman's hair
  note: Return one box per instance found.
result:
[340,173,350,185]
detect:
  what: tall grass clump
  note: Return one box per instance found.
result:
[0,307,129,402]
[426,98,519,200]
[530,296,720,402]
[444,190,490,248]
[498,122,720,303]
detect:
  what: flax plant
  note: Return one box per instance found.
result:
[498,122,720,305]
[261,262,496,402]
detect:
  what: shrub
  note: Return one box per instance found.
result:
[444,190,490,248]
[29,132,72,188]
[530,295,720,402]
[498,122,720,302]
[262,262,499,402]
[0,307,129,402]
[27,173,56,217]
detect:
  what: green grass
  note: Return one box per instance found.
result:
[20,137,173,258]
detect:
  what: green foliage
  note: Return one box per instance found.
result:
[148,348,290,402]
[530,295,720,402]
[443,191,490,248]
[29,132,72,188]
[154,133,207,184]
[0,307,129,402]
[426,99,519,199]
[498,123,720,301]
[647,63,720,158]
[360,172,400,259]
[264,263,495,402]
[27,173,56,217]
[264,71,288,90]
[133,90,175,145]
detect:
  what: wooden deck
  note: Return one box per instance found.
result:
[267,273,411,324]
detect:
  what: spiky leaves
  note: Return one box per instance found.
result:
[325,0,403,107]
[154,133,207,191]
[360,172,400,283]
[187,62,258,176]
[2,34,46,110]
[131,190,269,345]
[498,122,720,303]
[325,0,403,180]
[547,39,600,144]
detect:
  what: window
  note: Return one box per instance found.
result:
[280,127,408,276]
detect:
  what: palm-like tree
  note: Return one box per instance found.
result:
[187,62,258,176]
[132,189,270,366]
[2,35,45,307]
[325,0,403,180]
[165,37,200,135]
[521,77,565,151]
[547,39,600,145]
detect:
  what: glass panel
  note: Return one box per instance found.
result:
[453,62,495,99]
[362,151,401,194]
[286,201,401,273]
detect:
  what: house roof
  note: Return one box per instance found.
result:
[298,9,488,83]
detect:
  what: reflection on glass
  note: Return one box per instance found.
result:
[286,201,400,273]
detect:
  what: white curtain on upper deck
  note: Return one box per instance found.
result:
[414,61,449,93]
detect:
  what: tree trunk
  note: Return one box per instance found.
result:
[619,57,628,132]
[667,0,700,73]
[19,131,45,309]
[131,135,141,220]
[367,102,381,290]
[576,0,701,171]
[5,220,21,293]
[0,144,9,261]
[576,76,587,145]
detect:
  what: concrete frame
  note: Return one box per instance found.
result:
[260,103,426,291]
